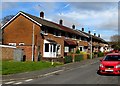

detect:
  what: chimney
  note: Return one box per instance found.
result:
[88,31,91,34]
[72,25,75,29]
[98,34,100,37]
[40,11,44,18]
[94,33,96,36]
[59,19,63,25]
[82,28,84,31]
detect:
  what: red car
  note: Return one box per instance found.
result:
[98,53,120,75]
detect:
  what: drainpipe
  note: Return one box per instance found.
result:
[32,24,35,61]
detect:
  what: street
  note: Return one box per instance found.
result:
[21,62,119,84]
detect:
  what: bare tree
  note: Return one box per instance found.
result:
[110,35,120,42]
[110,34,120,50]
[1,15,14,26]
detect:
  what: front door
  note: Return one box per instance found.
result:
[50,44,56,57]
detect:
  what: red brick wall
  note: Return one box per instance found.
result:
[2,47,15,60]
[17,46,38,61]
[3,14,41,46]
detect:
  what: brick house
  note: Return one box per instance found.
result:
[1,11,107,61]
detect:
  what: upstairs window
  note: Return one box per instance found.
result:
[54,31,61,37]
[65,33,69,39]
[9,43,16,46]
[19,43,25,46]
[42,28,48,35]
[72,35,76,40]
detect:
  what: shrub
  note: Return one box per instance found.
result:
[76,49,80,54]
[64,55,72,63]
[75,55,83,62]
[98,52,104,57]
[80,51,87,54]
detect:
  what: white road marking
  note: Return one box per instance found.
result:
[14,82,22,84]
[5,81,15,84]
[25,79,33,82]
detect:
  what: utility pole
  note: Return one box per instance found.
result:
[32,24,35,61]
[91,35,92,59]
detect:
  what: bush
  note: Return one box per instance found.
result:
[98,52,104,57]
[64,55,72,63]
[76,49,80,54]
[75,55,83,62]
[80,52,87,54]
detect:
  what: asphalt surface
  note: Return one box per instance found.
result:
[2,57,120,85]
[22,62,119,84]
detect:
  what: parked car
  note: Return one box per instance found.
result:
[98,53,120,75]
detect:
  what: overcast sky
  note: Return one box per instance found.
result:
[1,1,119,41]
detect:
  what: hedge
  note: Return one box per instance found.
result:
[64,55,72,63]
[98,52,104,57]
[75,55,83,62]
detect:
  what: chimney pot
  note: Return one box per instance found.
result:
[82,28,84,31]
[40,11,44,18]
[88,31,91,34]
[59,19,63,25]
[98,34,100,37]
[72,25,75,29]
[94,33,96,36]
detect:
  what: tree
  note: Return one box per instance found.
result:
[1,15,15,26]
[110,35,120,50]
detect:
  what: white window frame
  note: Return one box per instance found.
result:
[64,46,69,52]
[19,43,25,46]
[9,43,16,46]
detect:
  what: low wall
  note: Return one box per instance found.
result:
[1,45,16,61]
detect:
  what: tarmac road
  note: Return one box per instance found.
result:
[22,62,119,84]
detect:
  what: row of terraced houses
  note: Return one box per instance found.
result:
[1,11,109,61]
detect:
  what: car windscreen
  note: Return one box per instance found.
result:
[104,55,120,61]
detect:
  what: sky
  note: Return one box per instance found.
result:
[1,0,119,42]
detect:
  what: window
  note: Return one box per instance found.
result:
[54,31,61,37]
[79,37,81,41]
[19,43,25,46]
[53,44,56,52]
[65,33,69,39]
[79,46,84,51]
[45,43,49,52]
[42,29,48,35]
[9,43,16,46]
[72,35,76,40]
[80,47,83,51]
[64,46,69,52]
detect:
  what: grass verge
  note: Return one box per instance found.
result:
[2,61,63,75]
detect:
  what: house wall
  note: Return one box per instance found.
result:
[2,14,43,61]
[2,14,64,60]
[3,15,41,46]
[43,33,64,57]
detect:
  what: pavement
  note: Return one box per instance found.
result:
[2,57,102,83]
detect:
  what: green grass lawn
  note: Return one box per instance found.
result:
[2,61,63,75]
